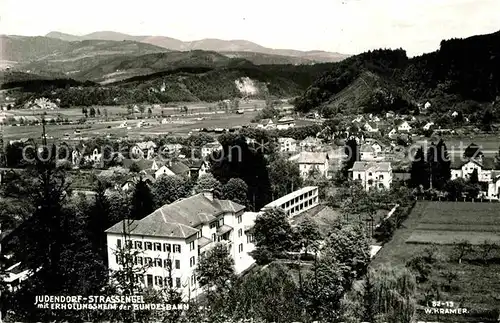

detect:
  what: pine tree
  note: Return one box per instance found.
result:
[130,177,154,220]
[410,146,429,189]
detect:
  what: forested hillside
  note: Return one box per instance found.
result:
[294,30,500,115]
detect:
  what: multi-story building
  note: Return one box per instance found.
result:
[289,152,329,179]
[105,191,255,299]
[277,137,297,153]
[350,161,392,191]
[260,186,319,217]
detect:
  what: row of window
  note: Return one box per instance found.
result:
[280,190,317,209]
[136,274,183,289]
[115,255,197,268]
[117,239,184,253]
[286,198,316,216]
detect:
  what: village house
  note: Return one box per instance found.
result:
[122,158,161,173]
[277,137,298,153]
[154,160,190,179]
[276,117,295,130]
[359,144,377,161]
[201,142,223,159]
[423,122,435,131]
[363,122,379,133]
[299,136,322,152]
[396,120,412,132]
[162,143,183,156]
[289,151,330,179]
[387,128,398,140]
[105,191,256,300]
[256,119,275,130]
[182,159,210,180]
[350,161,393,191]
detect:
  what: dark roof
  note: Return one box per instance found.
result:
[105,220,198,239]
[169,161,190,176]
[122,159,155,171]
[451,157,495,170]
[350,161,391,172]
[217,225,233,236]
[105,193,245,239]
[198,237,213,248]
[463,143,483,158]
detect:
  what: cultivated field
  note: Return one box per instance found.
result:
[373,201,500,322]
[3,99,294,140]
[406,202,500,244]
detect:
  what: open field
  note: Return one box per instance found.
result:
[416,136,500,156]
[3,99,309,141]
[406,202,500,244]
[373,201,500,322]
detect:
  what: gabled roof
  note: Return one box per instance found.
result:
[259,119,273,125]
[350,161,391,172]
[452,157,496,170]
[122,159,156,171]
[360,144,375,153]
[168,161,190,176]
[278,137,296,143]
[294,152,328,164]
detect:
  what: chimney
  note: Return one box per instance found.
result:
[202,189,214,202]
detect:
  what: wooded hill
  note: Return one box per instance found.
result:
[3,30,500,113]
[294,30,500,116]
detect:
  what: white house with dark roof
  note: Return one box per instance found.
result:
[363,122,379,133]
[396,120,412,132]
[299,136,322,152]
[350,161,392,191]
[289,152,330,179]
[105,191,254,299]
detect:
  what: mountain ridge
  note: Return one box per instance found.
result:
[43,30,350,62]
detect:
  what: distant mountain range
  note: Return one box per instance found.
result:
[44,31,349,63]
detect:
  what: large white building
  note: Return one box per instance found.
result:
[260,186,319,217]
[105,191,255,299]
[350,161,393,191]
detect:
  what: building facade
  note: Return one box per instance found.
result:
[277,137,297,153]
[260,186,319,217]
[105,192,255,299]
[350,161,393,191]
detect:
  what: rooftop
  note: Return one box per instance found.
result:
[292,152,329,164]
[262,186,318,210]
[350,161,392,172]
[105,193,245,239]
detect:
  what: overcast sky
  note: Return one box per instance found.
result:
[1,0,499,56]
